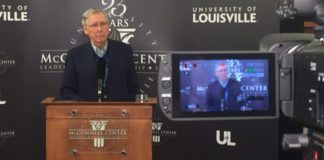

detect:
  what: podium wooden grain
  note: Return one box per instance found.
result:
[41,97,156,160]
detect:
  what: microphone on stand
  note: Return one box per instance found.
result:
[0,90,6,105]
[97,58,106,102]
[220,88,225,111]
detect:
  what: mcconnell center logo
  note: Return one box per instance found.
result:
[0,50,15,75]
[133,51,167,95]
[0,4,30,22]
[152,121,177,145]
[90,120,108,147]
[40,50,67,73]
[68,120,128,153]
[0,122,15,147]
[192,6,258,24]
[133,51,166,72]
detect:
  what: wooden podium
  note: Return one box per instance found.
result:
[41,97,156,160]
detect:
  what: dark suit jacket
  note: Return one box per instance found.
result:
[205,79,241,111]
[60,39,140,101]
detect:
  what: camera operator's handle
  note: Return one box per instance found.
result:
[282,134,309,150]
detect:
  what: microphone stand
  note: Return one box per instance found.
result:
[98,78,103,102]
[0,91,6,105]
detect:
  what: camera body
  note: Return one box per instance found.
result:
[261,33,324,160]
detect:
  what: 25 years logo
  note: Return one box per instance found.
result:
[70,0,158,46]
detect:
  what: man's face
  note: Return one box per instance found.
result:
[215,64,228,82]
[83,12,109,48]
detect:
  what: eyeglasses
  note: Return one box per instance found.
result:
[87,22,108,30]
[217,68,228,73]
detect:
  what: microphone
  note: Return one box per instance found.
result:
[0,90,6,105]
[220,88,225,111]
[97,58,106,102]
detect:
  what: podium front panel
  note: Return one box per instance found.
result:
[45,103,152,160]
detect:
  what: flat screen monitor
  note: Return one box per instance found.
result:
[158,51,277,120]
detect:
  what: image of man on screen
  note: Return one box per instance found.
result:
[60,8,140,101]
[205,62,242,111]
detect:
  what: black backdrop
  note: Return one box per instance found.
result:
[0,0,280,159]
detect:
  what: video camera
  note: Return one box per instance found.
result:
[261,0,324,159]
[157,0,324,159]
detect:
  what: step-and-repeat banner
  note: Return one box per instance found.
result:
[0,0,279,159]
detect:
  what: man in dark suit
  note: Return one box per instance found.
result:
[205,62,241,111]
[60,8,140,101]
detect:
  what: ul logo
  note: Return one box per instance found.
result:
[216,130,236,146]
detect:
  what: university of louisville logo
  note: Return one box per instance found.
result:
[216,130,236,146]
[0,4,30,22]
[89,120,108,148]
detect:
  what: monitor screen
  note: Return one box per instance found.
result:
[171,52,276,118]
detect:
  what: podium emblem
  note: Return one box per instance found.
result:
[90,120,108,147]
[68,119,129,153]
